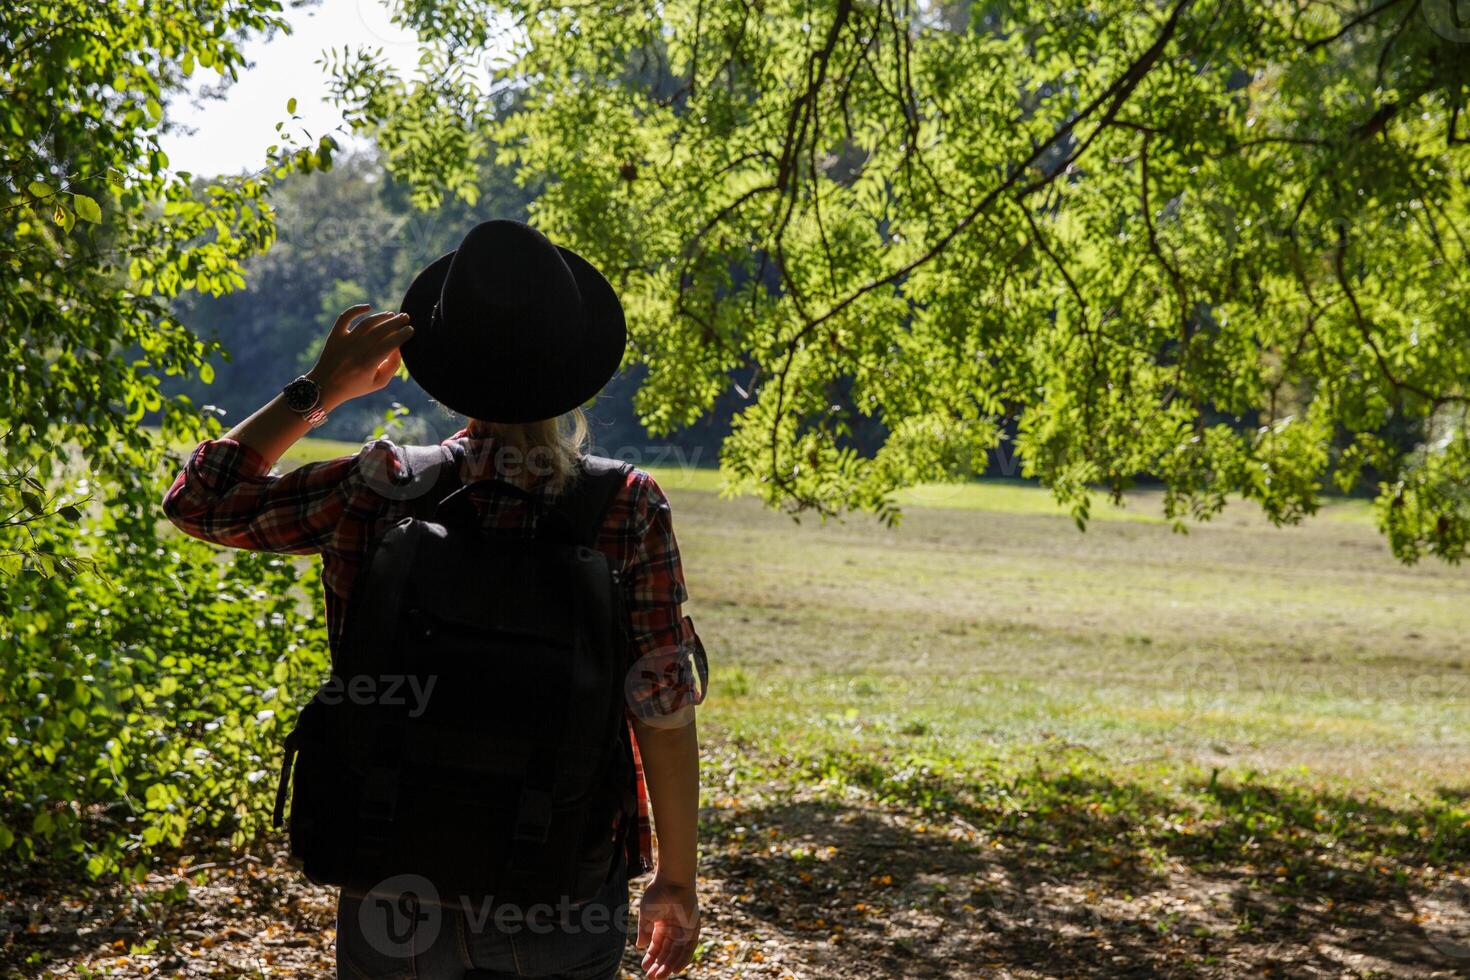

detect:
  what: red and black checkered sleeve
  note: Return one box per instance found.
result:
[160,438,372,555]
[618,470,708,725]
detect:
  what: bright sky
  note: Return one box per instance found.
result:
[160,0,423,177]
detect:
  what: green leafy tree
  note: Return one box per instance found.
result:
[337,0,1470,560]
[1,0,336,872]
[2,0,337,566]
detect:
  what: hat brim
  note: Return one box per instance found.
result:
[398,245,626,423]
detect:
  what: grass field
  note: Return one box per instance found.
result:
[669,467,1469,975]
[264,436,1454,789]
[264,433,1470,976]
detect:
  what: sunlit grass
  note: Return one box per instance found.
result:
[667,485,1469,796]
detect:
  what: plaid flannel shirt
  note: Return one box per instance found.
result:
[161,429,707,879]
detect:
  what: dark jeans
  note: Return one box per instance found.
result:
[335,863,629,980]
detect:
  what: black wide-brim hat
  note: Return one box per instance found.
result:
[399,219,626,423]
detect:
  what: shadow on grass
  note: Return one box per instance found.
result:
[694,749,1470,977]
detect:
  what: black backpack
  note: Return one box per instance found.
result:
[272,444,638,907]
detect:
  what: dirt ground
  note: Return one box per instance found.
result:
[5,785,1469,979]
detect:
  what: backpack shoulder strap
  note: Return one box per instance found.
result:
[393,442,463,521]
[549,455,633,546]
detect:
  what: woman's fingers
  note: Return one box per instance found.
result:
[650,919,698,978]
[352,310,407,340]
[370,348,402,389]
[643,919,699,979]
[641,925,672,976]
[331,303,372,337]
[358,317,412,357]
[637,887,699,979]
[377,321,415,349]
[666,929,698,974]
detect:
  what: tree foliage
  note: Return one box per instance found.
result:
[2,0,337,564]
[1,0,335,870]
[2,533,328,875]
[340,0,1470,559]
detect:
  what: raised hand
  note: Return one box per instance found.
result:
[307,303,414,411]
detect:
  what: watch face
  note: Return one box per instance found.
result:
[283,377,320,413]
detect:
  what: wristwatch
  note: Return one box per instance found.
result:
[282,375,329,428]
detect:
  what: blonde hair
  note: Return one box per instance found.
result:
[466,408,589,496]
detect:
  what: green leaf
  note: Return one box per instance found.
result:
[72,193,102,223]
[59,505,83,522]
[286,96,297,114]
[26,180,51,199]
